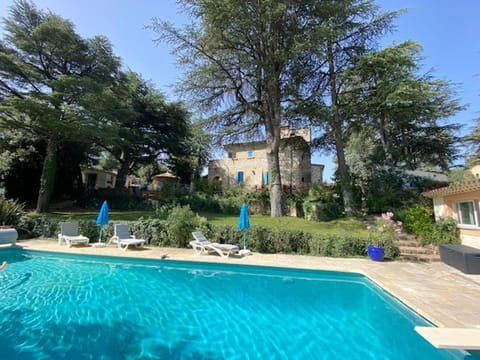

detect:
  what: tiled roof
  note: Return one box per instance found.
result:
[422,180,480,198]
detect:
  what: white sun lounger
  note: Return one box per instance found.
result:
[190,231,239,258]
[414,326,480,350]
[109,224,146,251]
[58,222,89,247]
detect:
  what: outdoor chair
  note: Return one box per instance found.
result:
[109,224,146,251]
[190,231,239,258]
[58,222,89,247]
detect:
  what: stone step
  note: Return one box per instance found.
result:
[424,244,439,255]
[397,239,422,247]
[397,233,417,240]
[400,253,441,262]
[399,246,435,255]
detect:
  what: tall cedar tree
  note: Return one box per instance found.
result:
[0,0,121,211]
[293,0,400,215]
[100,71,191,188]
[151,0,315,217]
[342,41,462,171]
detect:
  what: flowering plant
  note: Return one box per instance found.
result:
[368,212,402,247]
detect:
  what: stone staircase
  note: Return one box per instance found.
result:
[363,215,440,262]
[396,233,440,262]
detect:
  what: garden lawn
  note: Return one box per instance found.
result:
[201,212,368,237]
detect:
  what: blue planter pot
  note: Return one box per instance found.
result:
[368,245,385,261]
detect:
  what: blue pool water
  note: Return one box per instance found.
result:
[0,249,477,360]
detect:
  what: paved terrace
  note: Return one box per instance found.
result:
[5,239,480,329]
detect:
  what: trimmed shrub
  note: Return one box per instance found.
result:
[420,218,460,246]
[310,236,334,257]
[403,205,434,235]
[164,205,208,247]
[17,210,399,260]
[130,219,167,246]
[79,220,105,241]
[210,224,243,246]
[332,235,369,257]
[247,226,272,253]
[17,216,59,239]
[208,224,387,258]
[382,237,401,259]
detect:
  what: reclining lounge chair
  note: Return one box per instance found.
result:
[58,222,89,247]
[109,224,146,251]
[190,231,239,258]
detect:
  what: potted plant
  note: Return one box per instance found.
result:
[367,212,402,261]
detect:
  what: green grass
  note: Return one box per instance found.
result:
[200,212,368,236]
[31,210,368,237]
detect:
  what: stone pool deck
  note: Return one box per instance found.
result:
[4,239,480,329]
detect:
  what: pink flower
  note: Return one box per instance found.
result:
[375,212,402,237]
[382,212,394,220]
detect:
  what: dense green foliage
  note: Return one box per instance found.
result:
[152,0,401,217]
[342,42,462,214]
[0,2,192,210]
[343,41,462,171]
[77,189,154,211]
[419,218,460,246]
[20,214,394,258]
[163,205,208,247]
[18,216,99,240]
[302,183,342,221]
[402,205,460,246]
[101,71,191,188]
[464,117,480,165]
[0,0,122,211]
[403,205,434,235]
[152,0,307,216]
[19,203,398,259]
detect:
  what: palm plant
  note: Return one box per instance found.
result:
[0,197,25,226]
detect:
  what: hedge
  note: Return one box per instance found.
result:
[16,216,398,259]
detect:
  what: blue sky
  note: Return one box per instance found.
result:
[0,0,478,181]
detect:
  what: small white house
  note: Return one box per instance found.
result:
[81,168,116,190]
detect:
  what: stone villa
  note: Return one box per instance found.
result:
[208,126,324,190]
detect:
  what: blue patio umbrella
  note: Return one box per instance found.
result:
[238,202,250,249]
[95,200,109,243]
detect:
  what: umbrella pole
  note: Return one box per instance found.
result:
[243,231,246,249]
[99,226,103,243]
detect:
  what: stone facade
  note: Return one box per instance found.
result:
[208,126,323,190]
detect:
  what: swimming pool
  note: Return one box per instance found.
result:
[0,249,476,359]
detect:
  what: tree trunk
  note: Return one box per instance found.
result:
[379,112,393,165]
[36,139,57,213]
[266,135,283,217]
[115,155,130,188]
[264,70,283,217]
[327,39,354,216]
